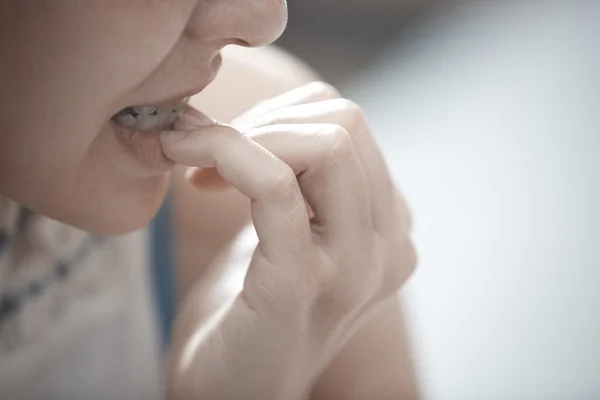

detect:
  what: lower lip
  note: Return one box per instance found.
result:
[112,123,175,173]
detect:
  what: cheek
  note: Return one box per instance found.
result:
[3,1,192,142]
[0,123,171,235]
[0,1,192,232]
[69,171,171,235]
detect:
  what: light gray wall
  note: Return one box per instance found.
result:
[347,1,600,398]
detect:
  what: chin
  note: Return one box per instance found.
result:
[58,174,171,236]
[92,205,162,236]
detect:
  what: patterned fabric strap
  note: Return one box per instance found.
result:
[149,195,176,349]
[0,197,107,353]
[0,235,104,327]
[0,194,177,353]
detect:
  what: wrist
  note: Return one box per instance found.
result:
[167,295,312,400]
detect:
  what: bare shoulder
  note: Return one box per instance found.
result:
[189,45,319,122]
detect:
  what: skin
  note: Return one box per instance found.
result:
[0,1,420,399]
[0,0,286,234]
[172,48,420,399]
[164,79,418,399]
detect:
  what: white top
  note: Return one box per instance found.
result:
[0,202,163,400]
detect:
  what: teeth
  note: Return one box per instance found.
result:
[112,99,189,132]
[115,113,137,129]
[133,106,157,116]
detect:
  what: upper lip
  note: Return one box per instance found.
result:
[154,83,209,106]
[128,54,222,108]
[147,70,217,106]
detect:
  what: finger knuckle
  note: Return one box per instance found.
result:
[405,237,419,276]
[315,285,359,318]
[334,98,367,127]
[308,81,341,98]
[382,236,418,294]
[380,268,402,298]
[261,165,299,199]
[323,124,354,159]
[396,193,414,232]
[309,263,359,315]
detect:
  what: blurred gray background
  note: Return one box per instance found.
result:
[279,0,455,85]
[278,1,600,399]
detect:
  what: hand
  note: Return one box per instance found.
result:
[160,82,417,400]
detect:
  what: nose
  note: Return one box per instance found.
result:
[184,0,288,48]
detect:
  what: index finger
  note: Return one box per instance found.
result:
[159,113,312,266]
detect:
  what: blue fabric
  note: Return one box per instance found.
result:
[149,195,176,348]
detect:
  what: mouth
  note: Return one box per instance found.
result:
[109,54,222,173]
[109,57,222,172]
[111,97,189,132]
[108,97,189,173]
[111,53,223,133]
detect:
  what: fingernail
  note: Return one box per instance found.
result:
[158,130,190,144]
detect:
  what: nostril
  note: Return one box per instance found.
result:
[224,38,251,48]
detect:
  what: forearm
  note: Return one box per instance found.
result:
[167,295,318,400]
[167,293,420,400]
[310,297,420,400]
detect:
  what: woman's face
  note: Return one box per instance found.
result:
[0,0,287,234]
